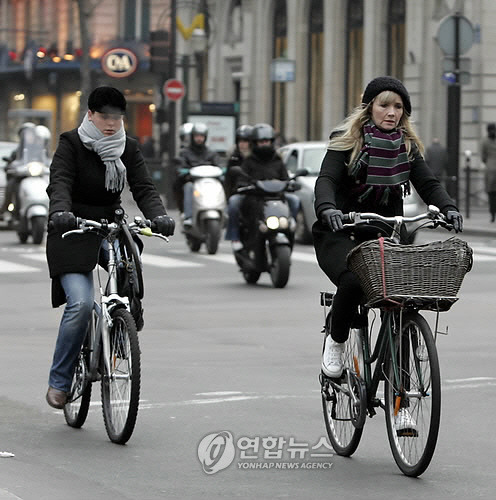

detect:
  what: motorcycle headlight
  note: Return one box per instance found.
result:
[266,216,280,230]
[278,217,289,229]
[27,161,44,176]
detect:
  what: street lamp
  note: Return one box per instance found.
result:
[179,27,207,124]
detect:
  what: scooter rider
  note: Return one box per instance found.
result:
[225,123,300,252]
[224,124,253,198]
[0,122,40,217]
[175,122,221,227]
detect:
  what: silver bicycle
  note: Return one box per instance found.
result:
[62,208,168,444]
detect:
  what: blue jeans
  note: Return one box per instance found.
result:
[183,182,193,219]
[225,193,300,241]
[48,272,94,392]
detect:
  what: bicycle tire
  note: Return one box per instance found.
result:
[101,308,141,444]
[322,328,365,456]
[64,316,94,428]
[384,312,441,477]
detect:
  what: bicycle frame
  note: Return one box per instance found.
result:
[68,230,132,399]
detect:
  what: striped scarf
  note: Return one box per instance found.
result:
[350,121,411,205]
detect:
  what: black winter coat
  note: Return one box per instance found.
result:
[312,147,458,284]
[241,150,289,182]
[46,129,167,306]
[176,144,220,171]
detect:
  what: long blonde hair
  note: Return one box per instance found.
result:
[329,91,424,167]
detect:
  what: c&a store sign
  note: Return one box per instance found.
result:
[101,48,138,78]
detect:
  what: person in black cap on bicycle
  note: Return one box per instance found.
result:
[45,86,175,409]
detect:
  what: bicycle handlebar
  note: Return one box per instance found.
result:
[342,205,454,231]
[61,216,169,242]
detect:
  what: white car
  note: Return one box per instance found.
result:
[278,141,327,243]
[278,141,423,244]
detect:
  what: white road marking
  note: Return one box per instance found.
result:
[20,253,47,263]
[292,251,317,263]
[142,253,202,268]
[198,253,235,264]
[0,259,41,273]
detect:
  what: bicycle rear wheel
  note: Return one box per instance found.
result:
[119,225,145,330]
[101,308,141,444]
[384,312,441,477]
[322,328,365,456]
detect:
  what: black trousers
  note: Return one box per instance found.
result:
[488,191,496,220]
[313,220,394,343]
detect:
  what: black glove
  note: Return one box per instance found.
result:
[50,211,76,233]
[151,215,175,236]
[321,208,344,232]
[446,210,463,233]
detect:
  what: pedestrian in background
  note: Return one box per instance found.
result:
[425,137,448,185]
[481,123,496,222]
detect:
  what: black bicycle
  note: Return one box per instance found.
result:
[320,205,472,476]
[62,209,168,444]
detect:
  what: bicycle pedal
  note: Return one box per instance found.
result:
[396,429,419,438]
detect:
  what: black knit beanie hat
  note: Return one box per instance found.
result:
[361,76,412,115]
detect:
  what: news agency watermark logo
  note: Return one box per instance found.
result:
[197,431,334,475]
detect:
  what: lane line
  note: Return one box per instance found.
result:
[0,259,41,273]
[142,254,202,268]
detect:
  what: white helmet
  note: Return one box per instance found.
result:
[35,125,51,142]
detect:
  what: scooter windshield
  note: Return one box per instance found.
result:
[18,127,48,163]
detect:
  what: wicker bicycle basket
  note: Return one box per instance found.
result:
[346,237,473,310]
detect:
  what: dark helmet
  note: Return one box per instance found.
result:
[236,124,253,142]
[251,123,275,143]
[191,122,208,139]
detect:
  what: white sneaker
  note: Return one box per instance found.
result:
[394,408,418,437]
[183,218,192,228]
[321,336,345,378]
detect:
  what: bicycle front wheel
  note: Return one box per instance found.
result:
[384,312,441,477]
[101,308,141,444]
[64,313,95,428]
[322,328,365,456]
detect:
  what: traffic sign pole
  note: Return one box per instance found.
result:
[437,11,474,206]
[446,12,462,205]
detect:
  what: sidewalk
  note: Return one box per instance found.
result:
[460,208,496,237]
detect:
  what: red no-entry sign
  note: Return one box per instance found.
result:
[163,79,186,101]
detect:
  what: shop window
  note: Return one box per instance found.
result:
[124,0,151,41]
[307,0,323,140]
[345,0,364,113]
[271,0,287,137]
[387,0,405,79]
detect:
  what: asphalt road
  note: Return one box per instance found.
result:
[0,222,495,499]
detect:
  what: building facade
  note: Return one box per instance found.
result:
[1,0,495,180]
[0,0,172,149]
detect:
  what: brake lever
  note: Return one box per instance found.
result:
[62,229,86,239]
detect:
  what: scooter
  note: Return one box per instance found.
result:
[181,165,227,254]
[9,155,50,244]
[233,169,306,288]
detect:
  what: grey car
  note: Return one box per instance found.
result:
[278,141,424,244]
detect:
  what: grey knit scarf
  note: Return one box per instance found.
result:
[78,113,126,192]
